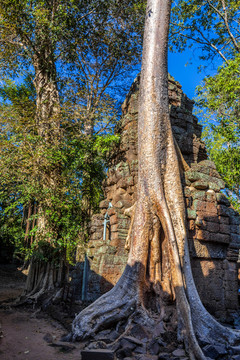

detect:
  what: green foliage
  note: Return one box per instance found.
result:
[196,55,240,211]
[0,77,119,264]
[170,0,240,64]
[171,0,240,212]
[0,0,145,267]
[201,126,240,212]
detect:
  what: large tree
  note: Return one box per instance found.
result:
[72,0,240,358]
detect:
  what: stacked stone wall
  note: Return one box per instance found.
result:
[83,75,240,320]
[184,161,240,319]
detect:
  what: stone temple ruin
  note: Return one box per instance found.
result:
[74,75,240,322]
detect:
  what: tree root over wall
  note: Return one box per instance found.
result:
[71,1,240,359]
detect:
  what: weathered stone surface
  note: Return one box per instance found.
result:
[198,160,216,169]
[230,216,240,225]
[206,221,220,233]
[187,209,197,219]
[209,233,230,244]
[192,191,206,201]
[190,239,227,259]
[193,180,209,190]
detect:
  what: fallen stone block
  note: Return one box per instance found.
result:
[81,349,115,360]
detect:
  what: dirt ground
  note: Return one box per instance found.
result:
[0,264,85,360]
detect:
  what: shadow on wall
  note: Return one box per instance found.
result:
[70,259,114,303]
[187,210,239,323]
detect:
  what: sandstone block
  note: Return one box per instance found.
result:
[192,190,206,201]
[206,221,219,233]
[195,229,211,241]
[231,233,240,244]
[187,209,197,219]
[209,169,222,178]
[99,199,109,209]
[217,205,230,217]
[111,224,118,232]
[219,223,230,234]
[193,180,209,190]
[230,224,240,234]
[110,215,118,225]
[193,199,207,212]
[172,125,186,135]
[198,160,216,169]
[205,202,218,215]
[110,232,119,240]
[118,233,128,240]
[210,233,230,244]
[91,232,103,241]
[219,216,229,224]
[209,180,224,191]
[188,219,195,231]
[114,201,124,209]
[108,246,117,255]
[191,164,210,175]
[185,170,203,182]
[109,238,120,247]
[108,208,115,216]
[118,218,130,229]
[202,215,219,223]
[229,215,240,225]
[185,197,192,207]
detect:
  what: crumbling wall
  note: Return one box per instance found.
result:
[83,75,240,320]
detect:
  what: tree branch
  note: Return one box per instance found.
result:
[206,0,240,53]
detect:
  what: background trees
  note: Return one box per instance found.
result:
[0,0,145,295]
[196,56,240,210]
[170,0,240,211]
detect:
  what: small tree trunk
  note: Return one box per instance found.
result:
[24,203,32,244]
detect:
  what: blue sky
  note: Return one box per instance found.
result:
[168,49,221,100]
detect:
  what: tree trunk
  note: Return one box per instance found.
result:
[23,55,66,300]
[72,0,240,358]
[32,53,61,240]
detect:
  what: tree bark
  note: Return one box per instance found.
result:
[72,0,240,358]
[33,54,61,240]
[23,53,64,299]
[33,55,61,141]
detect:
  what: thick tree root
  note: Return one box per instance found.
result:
[1,260,67,309]
[183,242,240,347]
[72,265,141,340]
